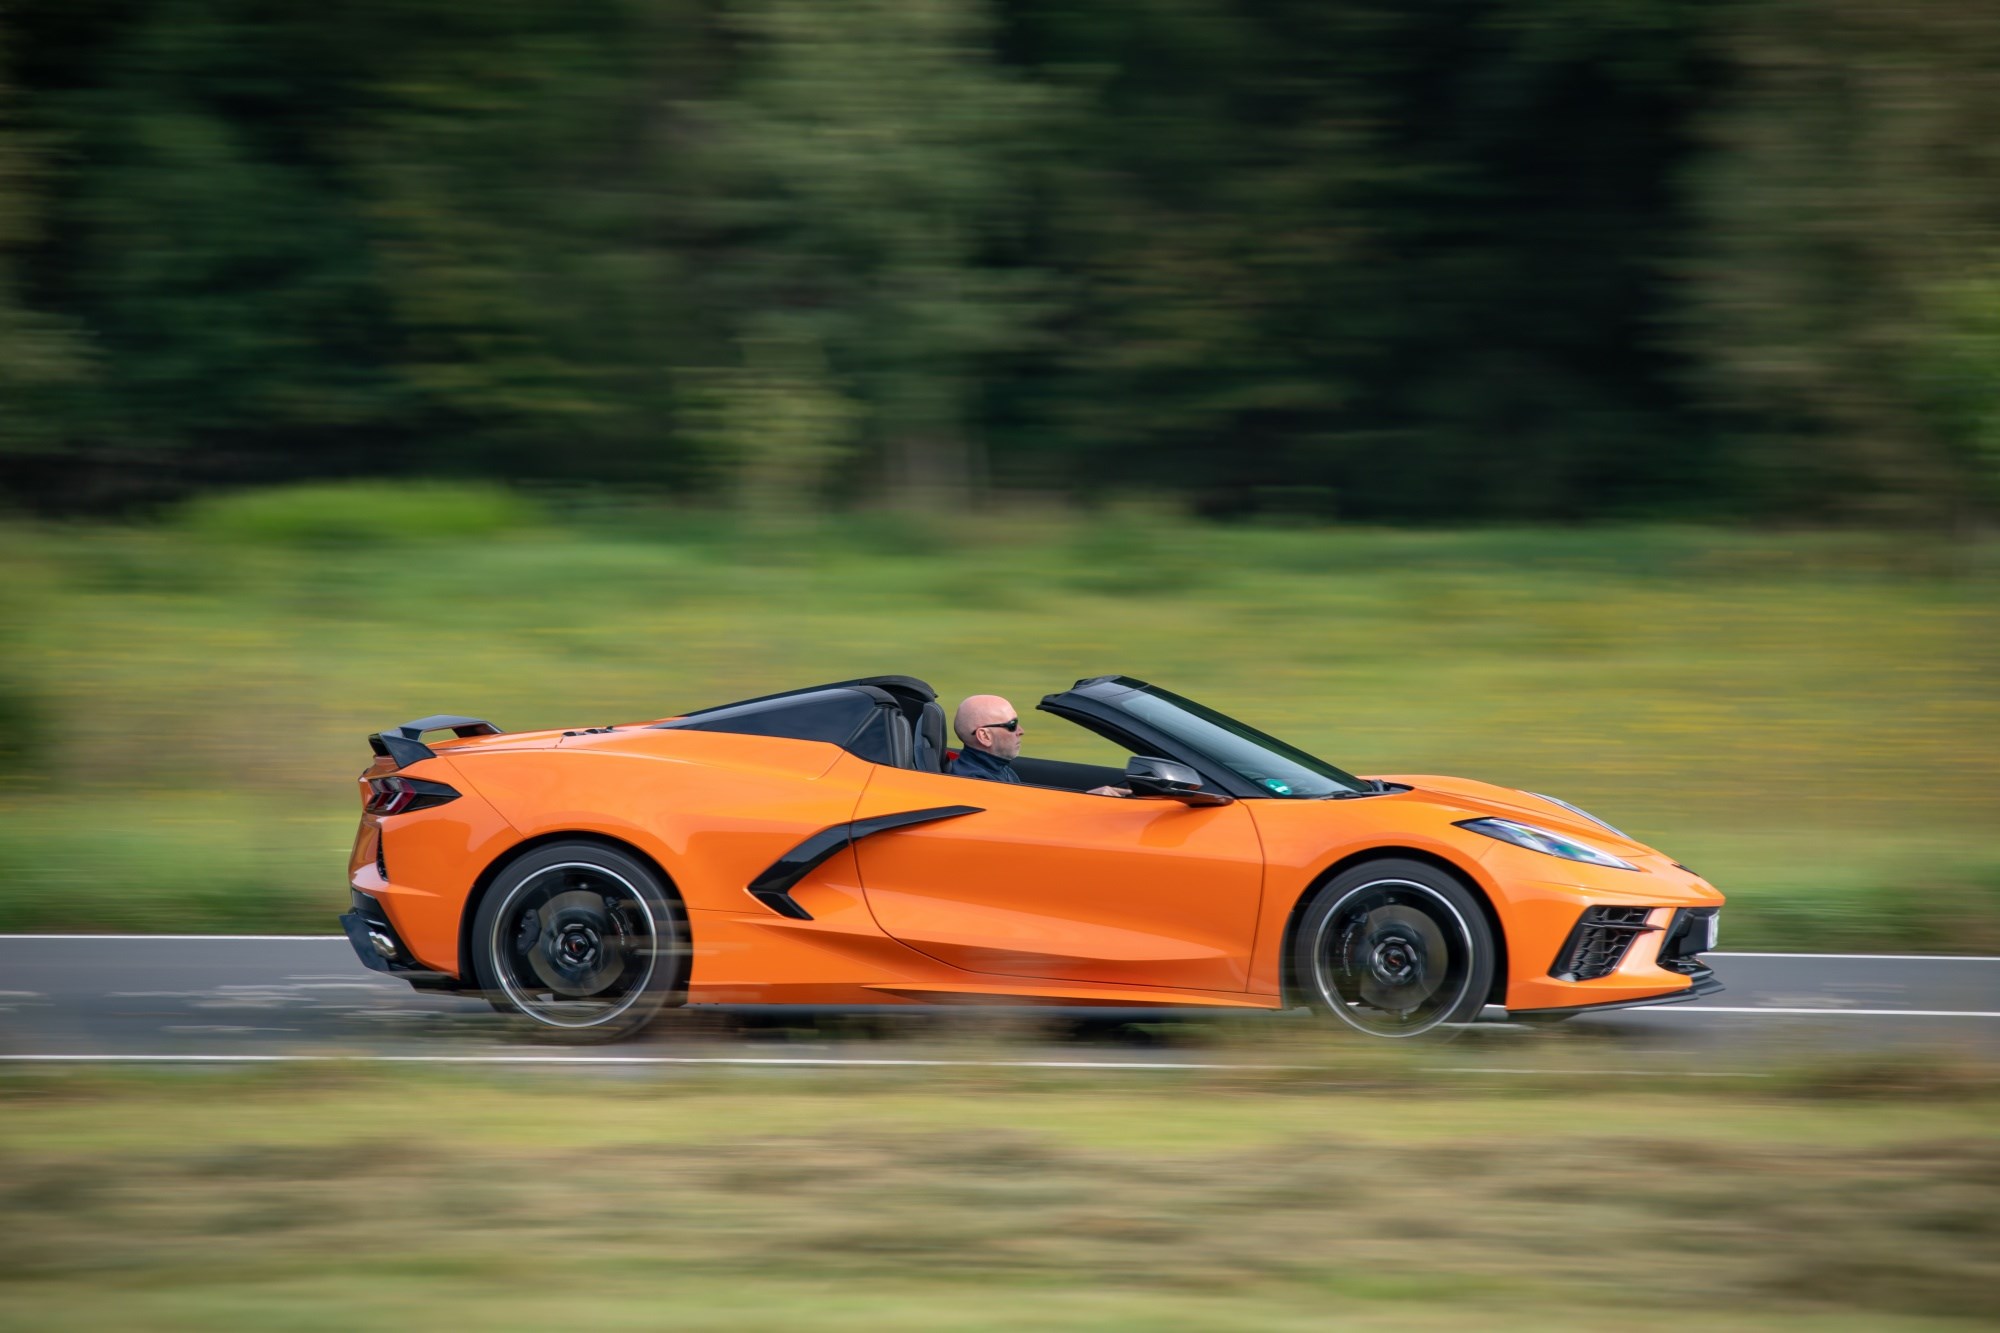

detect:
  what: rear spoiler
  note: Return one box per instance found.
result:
[369,715,503,768]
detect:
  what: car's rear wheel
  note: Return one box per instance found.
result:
[1294,859,1494,1039]
[470,842,684,1042]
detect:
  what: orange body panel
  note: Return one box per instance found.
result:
[349,724,1724,1015]
[453,728,866,914]
[853,766,1265,993]
[354,762,518,974]
[1240,792,1509,1000]
[1466,847,1724,1011]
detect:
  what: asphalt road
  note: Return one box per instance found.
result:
[1,936,1996,1067]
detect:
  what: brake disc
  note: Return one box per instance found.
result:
[526,888,626,996]
[1354,903,1448,1013]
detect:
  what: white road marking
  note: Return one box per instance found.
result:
[0,934,349,941]
[1621,1006,2000,1018]
[1440,1066,1768,1078]
[0,1053,1264,1070]
[162,1026,301,1035]
[0,1052,1768,1076]
[1709,952,2000,962]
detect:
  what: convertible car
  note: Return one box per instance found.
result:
[340,675,1722,1040]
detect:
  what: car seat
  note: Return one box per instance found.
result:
[914,700,948,773]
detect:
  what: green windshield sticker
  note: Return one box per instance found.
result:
[1262,778,1293,795]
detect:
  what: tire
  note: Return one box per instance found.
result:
[469,841,685,1043]
[1292,858,1495,1039]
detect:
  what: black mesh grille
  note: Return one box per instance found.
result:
[375,835,388,881]
[1553,906,1654,981]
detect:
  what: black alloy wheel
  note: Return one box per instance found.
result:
[470,841,685,1042]
[1293,859,1495,1038]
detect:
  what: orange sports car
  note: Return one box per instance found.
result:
[341,675,1723,1040]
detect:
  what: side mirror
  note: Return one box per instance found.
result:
[1124,756,1234,806]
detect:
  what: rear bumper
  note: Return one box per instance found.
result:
[339,890,465,991]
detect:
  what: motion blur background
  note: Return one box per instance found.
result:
[2,4,1999,1330]
[6,0,2000,522]
[0,0,1995,945]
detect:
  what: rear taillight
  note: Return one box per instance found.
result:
[363,775,461,815]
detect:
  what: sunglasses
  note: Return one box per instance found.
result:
[981,718,1020,732]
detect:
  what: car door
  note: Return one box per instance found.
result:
[850,766,1265,993]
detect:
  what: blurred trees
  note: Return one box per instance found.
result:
[1687,0,2000,520]
[24,3,408,495]
[1,0,1996,521]
[684,0,1056,508]
[1002,0,1722,519]
[0,15,82,460]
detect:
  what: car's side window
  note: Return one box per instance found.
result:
[1011,755,1130,794]
[935,713,1131,794]
[1029,713,1135,770]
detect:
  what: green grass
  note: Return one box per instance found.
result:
[2,1063,1997,1330]
[1,487,1997,945]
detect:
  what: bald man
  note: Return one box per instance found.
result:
[951,694,1126,795]
[949,694,1024,784]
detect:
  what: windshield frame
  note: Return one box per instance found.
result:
[1042,677,1368,800]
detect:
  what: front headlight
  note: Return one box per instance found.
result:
[1527,792,1630,841]
[1456,817,1637,870]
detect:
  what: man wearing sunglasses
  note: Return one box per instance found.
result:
[950,694,1126,795]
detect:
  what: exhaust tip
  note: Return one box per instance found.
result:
[366,929,399,960]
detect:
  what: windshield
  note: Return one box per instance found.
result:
[1102,681,1367,798]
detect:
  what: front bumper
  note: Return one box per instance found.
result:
[1509,964,1723,1020]
[1473,837,1726,1012]
[339,890,465,991]
[1512,905,1725,1018]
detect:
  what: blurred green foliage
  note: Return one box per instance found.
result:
[3,1066,1997,1329]
[0,18,84,459]
[0,671,46,776]
[1686,0,2000,520]
[0,498,1994,946]
[3,0,1999,520]
[178,479,540,546]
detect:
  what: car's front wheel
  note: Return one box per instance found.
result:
[470,841,684,1042]
[1293,859,1495,1038]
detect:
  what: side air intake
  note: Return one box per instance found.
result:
[1551,905,1657,982]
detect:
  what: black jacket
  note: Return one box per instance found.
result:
[949,746,1020,784]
